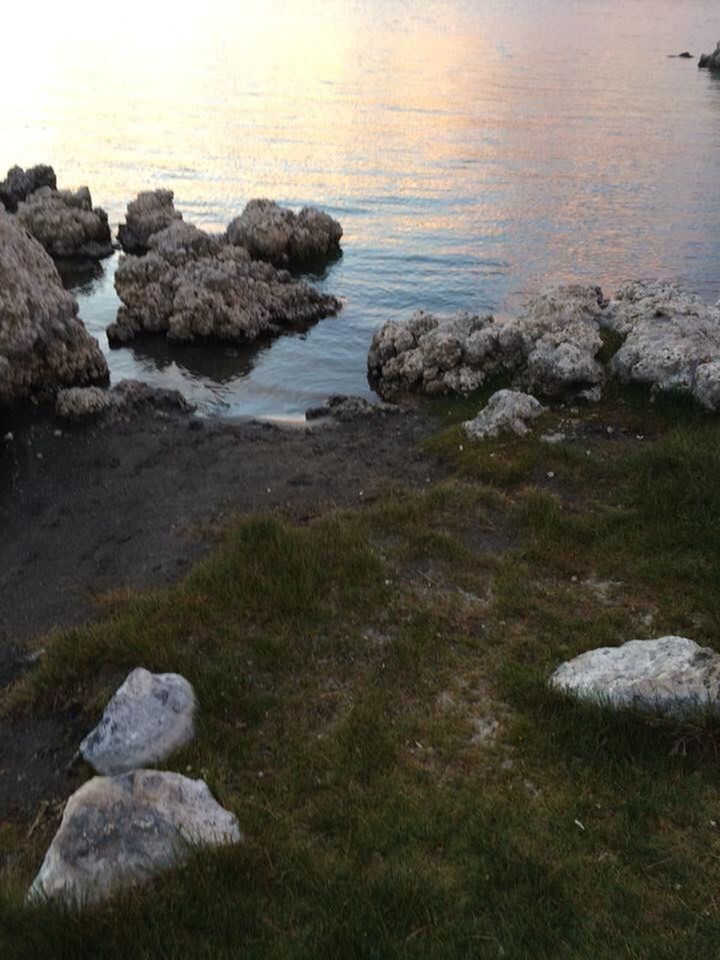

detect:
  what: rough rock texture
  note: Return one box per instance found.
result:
[0,211,108,405]
[16,186,113,259]
[110,222,341,345]
[368,286,605,400]
[117,190,183,254]
[28,770,242,906]
[462,390,544,440]
[0,164,56,213]
[606,281,720,408]
[305,394,401,421]
[699,42,720,69]
[79,668,196,775]
[55,379,195,421]
[550,637,720,716]
[227,199,342,265]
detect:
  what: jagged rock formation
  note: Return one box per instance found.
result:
[55,379,195,421]
[117,189,183,254]
[227,199,342,265]
[0,164,56,212]
[462,390,544,440]
[0,210,108,405]
[109,221,341,345]
[305,394,401,421]
[16,185,113,259]
[699,42,720,69]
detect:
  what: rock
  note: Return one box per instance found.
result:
[0,164,56,213]
[305,394,401,421]
[699,42,720,69]
[677,52,694,59]
[117,190,183,254]
[368,285,605,400]
[79,668,196,775]
[55,380,195,421]
[16,185,113,259]
[0,210,108,406]
[227,199,342,266]
[55,386,110,420]
[462,390,545,440]
[550,636,720,716]
[28,770,241,906]
[110,227,341,345]
[606,282,720,408]
[540,432,566,445]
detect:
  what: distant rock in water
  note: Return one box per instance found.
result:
[0,209,108,406]
[16,185,113,259]
[117,189,183,254]
[668,52,694,59]
[227,198,343,266]
[109,219,341,345]
[699,42,720,69]
[0,164,56,213]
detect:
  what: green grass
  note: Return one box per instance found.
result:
[2,392,720,959]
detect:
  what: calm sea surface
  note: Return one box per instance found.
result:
[3,0,720,416]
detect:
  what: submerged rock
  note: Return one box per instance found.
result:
[0,210,108,406]
[28,770,241,907]
[550,636,720,717]
[305,394,401,421]
[16,185,113,259]
[79,668,196,775]
[227,199,342,266]
[699,42,720,69]
[55,379,195,421]
[110,222,341,345]
[0,164,56,213]
[462,390,544,440]
[117,190,183,254]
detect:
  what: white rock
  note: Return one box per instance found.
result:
[549,636,720,716]
[462,390,544,440]
[79,668,196,774]
[28,770,241,906]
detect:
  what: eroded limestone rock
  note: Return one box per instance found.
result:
[305,394,401,421]
[117,190,183,254]
[227,199,342,265]
[55,380,195,421]
[0,210,108,405]
[0,164,56,213]
[16,186,113,259]
[55,386,110,420]
[79,668,196,775]
[550,636,720,716]
[462,390,544,440]
[28,770,241,906]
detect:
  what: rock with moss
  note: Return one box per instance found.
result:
[462,390,544,440]
[550,636,720,717]
[28,770,242,907]
[0,164,56,213]
[0,210,108,406]
[16,186,113,259]
[227,199,342,265]
[117,190,183,254]
[698,42,720,69]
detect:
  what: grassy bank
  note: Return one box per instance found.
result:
[1,389,720,959]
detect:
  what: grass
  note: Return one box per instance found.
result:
[2,390,720,958]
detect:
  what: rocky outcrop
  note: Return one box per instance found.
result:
[0,210,108,405]
[0,164,56,213]
[699,42,720,69]
[606,281,720,408]
[28,770,242,906]
[109,222,341,345]
[55,386,110,420]
[227,199,342,266]
[16,186,113,259]
[305,394,401,421]
[462,390,544,440]
[79,668,196,775]
[117,190,183,254]
[55,379,195,421]
[368,286,605,401]
[549,637,720,717]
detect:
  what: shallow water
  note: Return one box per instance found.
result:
[3,0,720,416]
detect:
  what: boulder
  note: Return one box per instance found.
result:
[55,386,110,420]
[699,42,720,69]
[28,770,242,906]
[305,394,401,421]
[606,281,720,408]
[16,185,113,259]
[462,390,544,440]
[79,668,196,775]
[55,380,195,421]
[0,164,56,213]
[227,199,342,266]
[109,223,341,345]
[117,190,183,254]
[549,636,720,716]
[0,210,108,406]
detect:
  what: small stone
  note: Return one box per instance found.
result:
[462,390,545,441]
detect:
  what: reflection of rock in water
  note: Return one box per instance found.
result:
[55,257,105,295]
[121,332,270,386]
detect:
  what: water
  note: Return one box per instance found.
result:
[3,0,720,416]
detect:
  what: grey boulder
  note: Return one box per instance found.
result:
[550,636,720,716]
[117,190,183,254]
[227,198,342,266]
[0,164,56,213]
[79,668,196,774]
[16,185,113,259]
[28,770,241,907]
[462,389,544,440]
[305,394,401,421]
[55,380,195,422]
